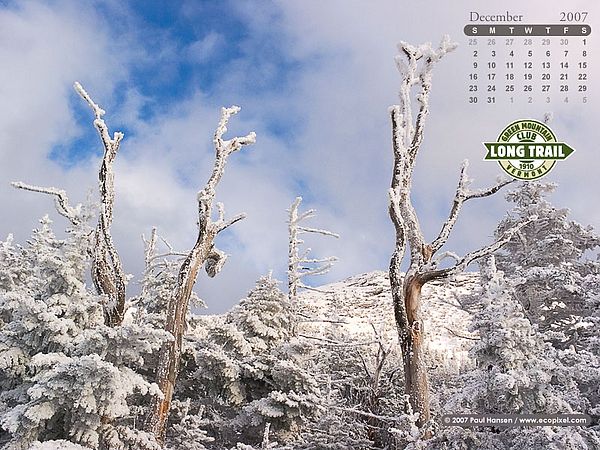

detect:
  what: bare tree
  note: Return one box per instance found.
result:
[287,196,338,331]
[75,82,129,326]
[13,83,256,444]
[145,105,255,441]
[287,196,339,299]
[14,82,128,326]
[387,37,535,433]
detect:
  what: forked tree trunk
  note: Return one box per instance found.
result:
[386,37,530,437]
[144,106,255,444]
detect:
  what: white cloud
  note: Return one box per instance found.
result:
[0,1,129,238]
[186,32,223,63]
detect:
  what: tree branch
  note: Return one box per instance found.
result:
[11,182,80,226]
[442,326,480,341]
[430,160,515,254]
[297,226,340,238]
[389,36,460,265]
[421,215,538,283]
[298,334,377,347]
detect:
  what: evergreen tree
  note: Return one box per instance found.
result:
[495,182,600,347]
[0,216,166,449]
[188,276,321,447]
[432,258,600,450]
[460,258,581,415]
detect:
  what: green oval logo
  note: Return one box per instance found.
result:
[483,119,575,180]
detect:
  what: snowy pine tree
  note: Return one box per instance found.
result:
[188,276,321,447]
[432,257,600,450]
[0,215,166,449]
[495,182,600,348]
[460,258,580,415]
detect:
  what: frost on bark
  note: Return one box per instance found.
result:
[13,82,127,327]
[145,106,255,443]
[287,197,338,331]
[387,36,535,433]
[74,82,128,326]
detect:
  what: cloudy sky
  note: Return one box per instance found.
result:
[1,0,598,313]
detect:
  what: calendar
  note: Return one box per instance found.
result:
[464,11,591,105]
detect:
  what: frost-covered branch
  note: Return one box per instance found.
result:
[215,212,247,234]
[147,105,255,442]
[333,406,401,423]
[432,251,461,266]
[287,196,339,305]
[430,160,514,254]
[261,422,271,450]
[389,36,458,267]
[442,326,480,341]
[296,282,337,295]
[200,106,256,205]
[298,334,377,347]
[296,311,349,324]
[142,228,188,271]
[295,256,338,265]
[421,216,537,283]
[143,227,158,268]
[297,226,340,237]
[11,182,81,226]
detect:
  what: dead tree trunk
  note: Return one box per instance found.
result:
[387,37,535,434]
[74,82,128,326]
[145,106,255,443]
[13,82,128,326]
[287,196,338,333]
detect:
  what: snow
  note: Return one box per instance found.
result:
[31,440,90,450]
[298,270,478,375]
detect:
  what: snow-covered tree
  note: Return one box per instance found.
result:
[0,215,165,450]
[189,276,321,447]
[492,182,600,429]
[457,257,584,415]
[432,257,600,450]
[287,196,338,305]
[494,182,600,347]
[9,82,255,446]
[386,36,532,433]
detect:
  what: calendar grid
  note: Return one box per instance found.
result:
[465,23,590,105]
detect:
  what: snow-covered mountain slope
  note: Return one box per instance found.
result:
[297,271,482,374]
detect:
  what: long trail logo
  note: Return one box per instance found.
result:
[483,119,575,180]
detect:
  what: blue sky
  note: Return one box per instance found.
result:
[50,1,303,163]
[1,0,598,313]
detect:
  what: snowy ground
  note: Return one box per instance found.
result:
[297,271,482,374]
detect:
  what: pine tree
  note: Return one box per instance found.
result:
[432,257,600,450]
[461,258,579,415]
[189,276,321,447]
[494,182,600,347]
[0,216,165,449]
